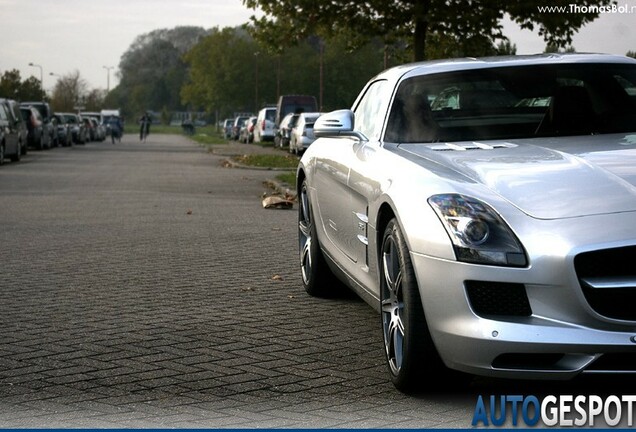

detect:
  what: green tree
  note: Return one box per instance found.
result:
[243,0,615,61]
[0,69,46,101]
[20,77,47,101]
[0,69,23,99]
[545,43,576,53]
[627,51,636,59]
[496,40,517,56]
[181,26,386,117]
[182,26,284,117]
[115,26,209,119]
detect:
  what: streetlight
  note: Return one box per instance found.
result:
[28,62,43,92]
[49,72,61,91]
[253,53,260,113]
[103,66,114,92]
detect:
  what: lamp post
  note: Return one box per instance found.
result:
[103,66,114,92]
[28,62,43,92]
[49,72,60,93]
[49,72,64,106]
[253,53,260,113]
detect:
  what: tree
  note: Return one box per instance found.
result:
[627,51,636,59]
[0,69,46,101]
[50,70,89,112]
[115,26,209,119]
[0,69,23,99]
[181,26,387,118]
[545,43,576,53]
[243,0,615,61]
[496,40,517,56]
[182,26,278,117]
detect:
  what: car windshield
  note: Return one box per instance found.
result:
[385,63,636,143]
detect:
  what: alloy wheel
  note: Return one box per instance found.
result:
[298,183,312,285]
[381,232,405,376]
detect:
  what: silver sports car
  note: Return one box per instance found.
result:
[296,53,636,392]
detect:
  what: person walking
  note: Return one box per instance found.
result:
[139,112,151,142]
[109,116,123,144]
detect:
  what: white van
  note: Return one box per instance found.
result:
[101,109,120,121]
[253,106,277,143]
[101,109,122,136]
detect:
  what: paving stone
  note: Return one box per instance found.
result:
[0,134,527,428]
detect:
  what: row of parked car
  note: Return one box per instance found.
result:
[0,98,109,165]
[221,94,324,155]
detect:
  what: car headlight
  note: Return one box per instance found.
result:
[428,194,527,267]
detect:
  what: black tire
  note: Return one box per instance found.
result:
[298,179,339,297]
[10,144,21,162]
[0,142,5,166]
[380,218,453,393]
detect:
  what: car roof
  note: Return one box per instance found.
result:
[375,53,636,82]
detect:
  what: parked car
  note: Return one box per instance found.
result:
[222,118,234,139]
[20,101,54,148]
[52,113,72,147]
[58,112,88,144]
[239,116,257,144]
[253,107,277,143]
[19,105,48,150]
[275,112,299,149]
[82,112,106,141]
[90,116,106,142]
[289,112,322,155]
[2,98,27,156]
[296,53,636,393]
[231,116,250,141]
[275,94,317,129]
[0,98,23,164]
[84,117,97,141]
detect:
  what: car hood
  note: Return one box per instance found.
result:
[399,133,636,219]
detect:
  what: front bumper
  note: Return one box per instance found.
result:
[409,211,636,379]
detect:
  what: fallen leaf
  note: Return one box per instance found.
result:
[186,209,193,215]
[272,274,284,281]
[262,195,294,210]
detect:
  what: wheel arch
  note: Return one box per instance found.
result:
[295,167,306,197]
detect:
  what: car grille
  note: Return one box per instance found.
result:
[575,246,636,321]
[465,281,532,317]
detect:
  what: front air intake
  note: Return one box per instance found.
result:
[465,281,532,317]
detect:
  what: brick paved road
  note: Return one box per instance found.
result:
[0,134,631,428]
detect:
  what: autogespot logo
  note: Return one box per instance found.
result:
[472,395,636,427]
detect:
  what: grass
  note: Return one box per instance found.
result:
[119,123,299,173]
[232,154,299,169]
[275,171,297,187]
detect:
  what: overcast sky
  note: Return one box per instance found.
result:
[1,0,635,92]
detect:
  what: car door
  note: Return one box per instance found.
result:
[312,80,392,277]
[0,103,18,155]
[346,80,393,276]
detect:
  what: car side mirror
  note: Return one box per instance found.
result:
[314,109,368,141]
